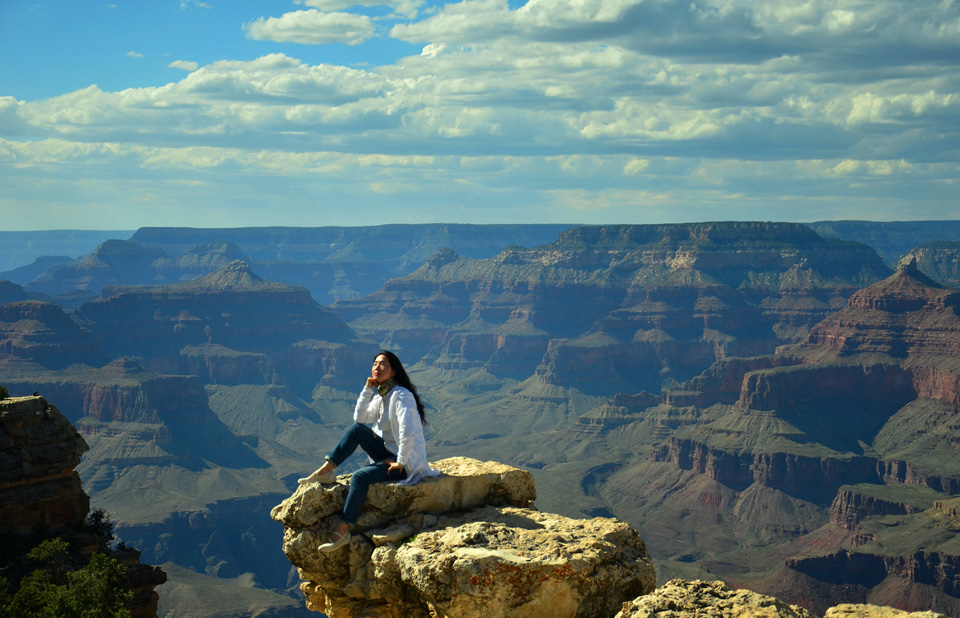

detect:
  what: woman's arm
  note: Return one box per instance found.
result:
[391,389,420,469]
[353,384,378,424]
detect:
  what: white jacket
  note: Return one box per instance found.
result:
[354,385,439,486]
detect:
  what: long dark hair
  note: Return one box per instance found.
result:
[378,350,426,424]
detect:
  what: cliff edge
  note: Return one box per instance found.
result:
[271,456,657,618]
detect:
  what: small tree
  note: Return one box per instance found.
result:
[87,508,116,552]
[0,385,8,400]
[0,538,133,618]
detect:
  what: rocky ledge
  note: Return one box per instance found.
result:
[825,605,947,618]
[613,579,948,618]
[0,395,90,531]
[271,456,656,618]
[615,579,815,618]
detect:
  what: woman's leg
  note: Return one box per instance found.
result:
[318,427,407,550]
[326,422,396,467]
[305,423,393,482]
[340,462,408,524]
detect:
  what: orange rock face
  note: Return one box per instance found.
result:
[0,396,90,532]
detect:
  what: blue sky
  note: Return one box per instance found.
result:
[1,0,958,230]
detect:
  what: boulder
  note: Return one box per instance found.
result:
[271,457,656,618]
[825,605,948,618]
[615,579,815,618]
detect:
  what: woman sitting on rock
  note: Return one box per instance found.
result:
[299,350,438,551]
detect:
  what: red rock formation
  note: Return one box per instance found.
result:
[682,355,803,406]
[75,261,357,362]
[334,223,891,393]
[829,487,926,531]
[179,344,277,385]
[785,551,960,611]
[650,438,881,500]
[735,363,915,413]
[0,396,90,531]
[2,358,211,425]
[0,300,107,368]
[624,253,960,613]
[806,258,960,360]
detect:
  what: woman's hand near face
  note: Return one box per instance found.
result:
[366,377,378,389]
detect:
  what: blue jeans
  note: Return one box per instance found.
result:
[326,423,407,524]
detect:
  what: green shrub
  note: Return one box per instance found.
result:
[0,538,132,618]
[87,508,116,552]
[0,385,8,400]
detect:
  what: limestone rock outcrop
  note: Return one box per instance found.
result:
[271,457,656,618]
[0,395,90,531]
[614,579,816,618]
[824,604,948,618]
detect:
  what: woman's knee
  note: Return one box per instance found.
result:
[346,422,374,439]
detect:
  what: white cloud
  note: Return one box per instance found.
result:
[127,51,143,58]
[623,157,649,175]
[391,0,960,75]
[168,60,199,71]
[299,0,424,20]
[391,0,514,44]
[245,9,376,45]
[3,1,960,226]
[420,43,447,58]
[0,97,26,137]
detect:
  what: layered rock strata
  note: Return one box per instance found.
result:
[334,222,891,394]
[0,300,107,368]
[599,255,960,613]
[71,260,371,393]
[0,395,90,531]
[765,548,960,616]
[830,486,931,531]
[271,457,656,618]
[805,257,960,360]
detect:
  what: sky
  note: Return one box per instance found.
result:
[0,0,958,230]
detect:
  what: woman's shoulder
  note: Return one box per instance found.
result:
[391,385,413,397]
[388,385,415,404]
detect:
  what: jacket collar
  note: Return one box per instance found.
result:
[377,379,397,397]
